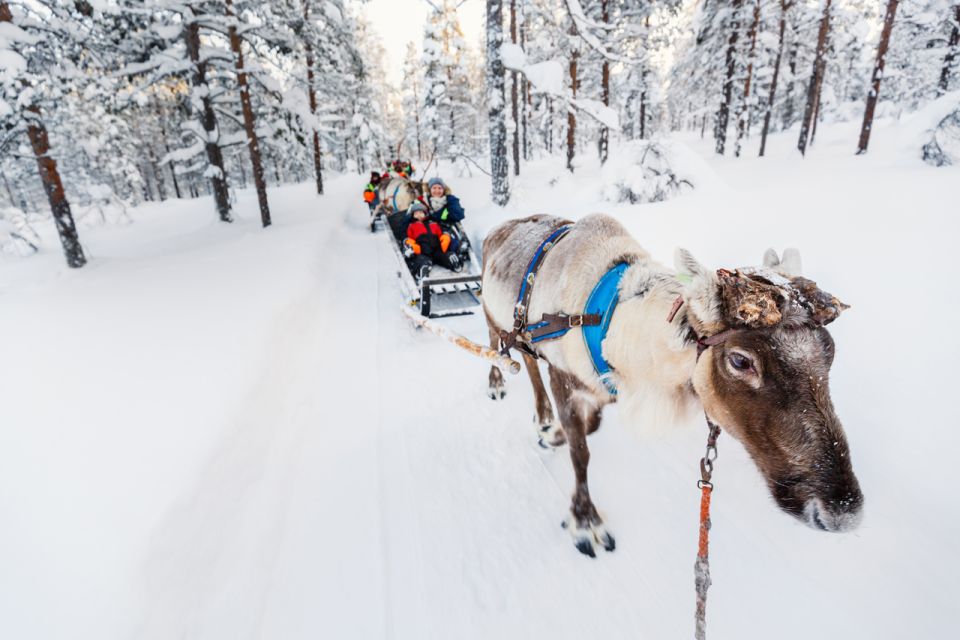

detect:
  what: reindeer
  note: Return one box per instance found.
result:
[376,176,425,239]
[482,214,863,557]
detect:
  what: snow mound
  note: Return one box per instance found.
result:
[895,91,960,165]
[0,207,40,257]
[600,139,707,204]
[922,105,960,167]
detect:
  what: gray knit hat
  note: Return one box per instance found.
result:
[409,201,427,213]
[427,177,446,190]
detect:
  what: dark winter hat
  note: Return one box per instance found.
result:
[427,177,446,190]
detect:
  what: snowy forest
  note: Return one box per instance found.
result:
[2,2,959,640]
[2,0,958,266]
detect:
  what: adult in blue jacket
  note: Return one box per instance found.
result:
[425,177,465,224]
[425,177,466,255]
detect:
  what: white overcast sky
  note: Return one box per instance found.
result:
[362,0,485,86]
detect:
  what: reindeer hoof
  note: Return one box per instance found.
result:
[574,537,597,558]
[563,513,615,557]
[536,419,566,448]
[487,386,506,400]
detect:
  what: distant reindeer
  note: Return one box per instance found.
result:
[482,214,863,557]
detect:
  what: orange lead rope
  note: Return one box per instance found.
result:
[695,419,722,640]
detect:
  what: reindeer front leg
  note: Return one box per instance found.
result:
[549,366,615,557]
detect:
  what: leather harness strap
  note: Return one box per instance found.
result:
[666,295,743,360]
[499,225,603,356]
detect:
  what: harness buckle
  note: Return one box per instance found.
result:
[569,315,583,328]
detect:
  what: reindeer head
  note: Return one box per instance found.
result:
[675,248,863,533]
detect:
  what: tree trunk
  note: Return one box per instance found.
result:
[412,80,423,159]
[149,147,166,201]
[597,0,610,164]
[735,0,761,157]
[510,0,520,176]
[810,80,822,144]
[0,2,85,267]
[547,98,554,153]
[639,91,647,140]
[486,0,510,205]
[857,0,899,154]
[938,5,960,94]
[26,107,87,268]
[760,0,790,157]
[520,3,530,161]
[183,18,232,222]
[714,0,742,155]
[303,0,324,194]
[798,0,832,156]
[567,21,578,173]
[227,0,271,226]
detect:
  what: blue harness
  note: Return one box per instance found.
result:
[506,224,629,395]
[391,183,402,213]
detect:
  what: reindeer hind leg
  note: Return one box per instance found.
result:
[522,354,564,448]
[486,321,506,400]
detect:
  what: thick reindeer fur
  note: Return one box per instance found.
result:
[481,214,863,556]
[482,214,702,435]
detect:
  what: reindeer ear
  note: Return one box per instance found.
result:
[780,248,802,277]
[763,248,781,269]
[674,248,722,328]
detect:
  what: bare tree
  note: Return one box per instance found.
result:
[486,0,510,204]
[183,12,232,221]
[715,0,742,155]
[1,2,85,267]
[735,0,761,157]
[760,0,792,157]
[510,0,520,175]
[226,0,271,226]
[857,0,899,155]
[303,0,324,195]
[598,0,610,164]
[567,20,579,172]
[798,0,832,157]
[939,5,960,94]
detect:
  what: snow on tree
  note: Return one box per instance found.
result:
[422,1,481,164]
[486,0,510,204]
[0,0,87,267]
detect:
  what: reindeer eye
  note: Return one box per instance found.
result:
[728,352,753,372]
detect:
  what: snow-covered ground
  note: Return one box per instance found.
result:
[2,121,958,639]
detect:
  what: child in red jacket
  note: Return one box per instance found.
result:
[403,201,461,276]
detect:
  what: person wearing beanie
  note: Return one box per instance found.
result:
[363,171,382,212]
[425,177,465,225]
[402,200,461,276]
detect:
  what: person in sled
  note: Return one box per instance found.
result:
[402,201,461,277]
[363,171,383,212]
[425,176,467,255]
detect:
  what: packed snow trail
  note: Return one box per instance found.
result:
[2,123,958,639]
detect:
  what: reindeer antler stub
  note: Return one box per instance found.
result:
[716,269,785,328]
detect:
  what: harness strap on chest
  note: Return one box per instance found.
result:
[499,225,633,395]
[391,184,402,213]
[581,263,631,395]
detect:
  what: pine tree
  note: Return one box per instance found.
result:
[486,0,510,205]
[857,0,900,154]
[0,1,86,267]
[797,0,832,156]
[225,0,270,226]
